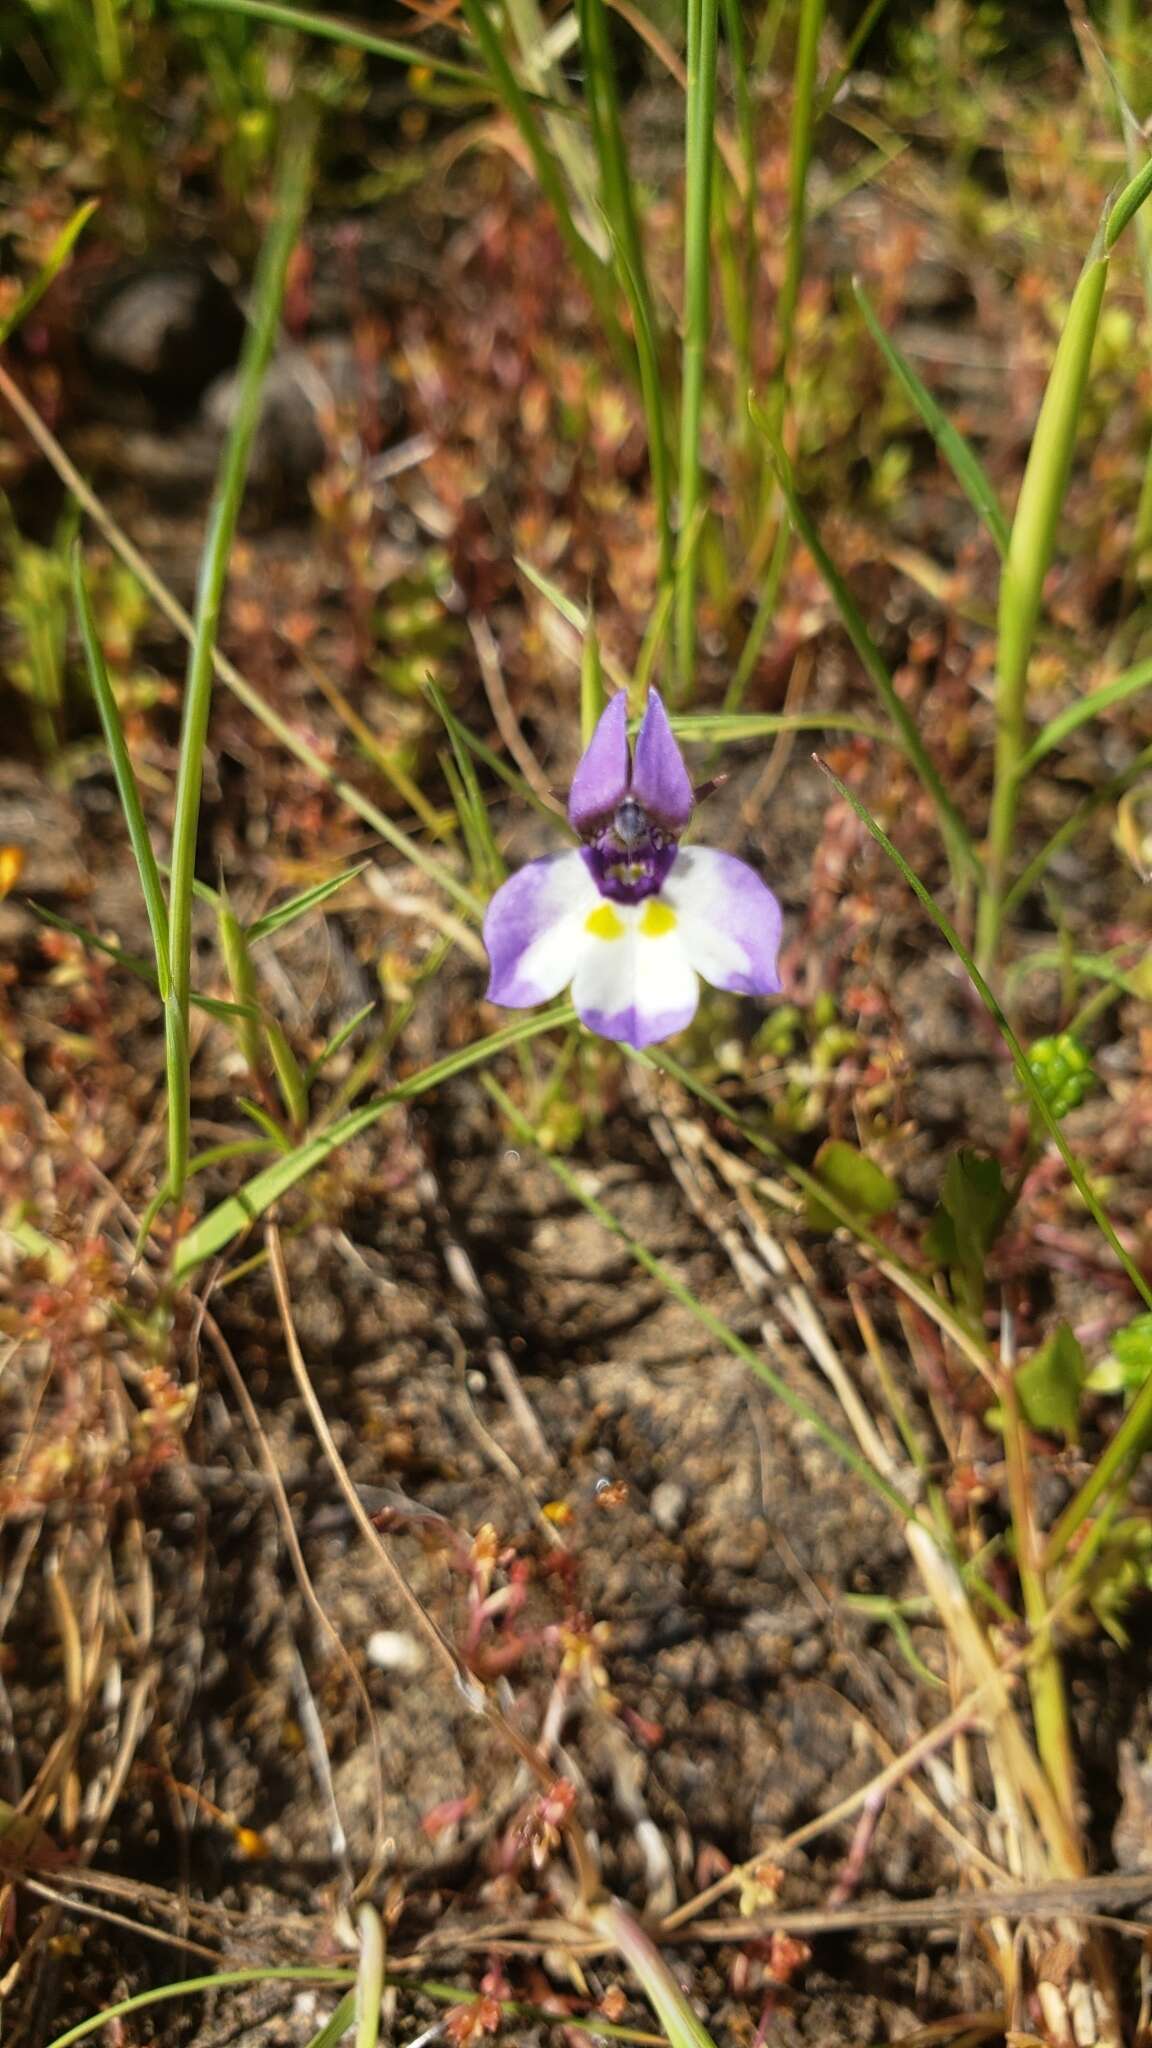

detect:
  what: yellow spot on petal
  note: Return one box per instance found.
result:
[586,904,626,940]
[640,899,677,938]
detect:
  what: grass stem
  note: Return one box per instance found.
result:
[674,0,719,699]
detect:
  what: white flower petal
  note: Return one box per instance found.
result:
[571,900,699,1047]
[662,846,782,996]
[484,849,600,1007]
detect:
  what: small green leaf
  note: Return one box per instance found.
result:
[804,1139,900,1233]
[1015,1322,1087,1443]
[246,864,368,944]
[926,1149,1011,1317]
[1103,1312,1152,1402]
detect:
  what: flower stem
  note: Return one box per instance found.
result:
[975,250,1108,980]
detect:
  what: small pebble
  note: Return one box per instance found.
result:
[650,1480,689,1534]
[366,1629,426,1676]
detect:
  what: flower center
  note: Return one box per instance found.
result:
[581,801,679,904]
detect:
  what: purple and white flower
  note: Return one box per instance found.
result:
[483,689,783,1049]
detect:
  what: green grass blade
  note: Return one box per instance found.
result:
[1045,1362,1152,1568]
[194,991,264,1022]
[632,575,676,698]
[721,516,791,714]
[189,1138,277,1175]
[307,1992,358,2048]
[30,906,159,981]
[171,0,506,90]
[218,892,264,1078]
[436,715,561,826]
[355,1905,386,2048]
[71,548,171,998]
[516,557,633,691]
[852,277,1010,556]
[673,710,889,741]
[1015,654,1152,777]
[303,1001,376,1085]
[976,247,1110,974]
[441,750,498,892]
[166,112,315,1200]
[764,0,824,438]
[44,1970,356,2048]
[596,1899,721,2048]
[173,1003,573,1279]
[996,255,1108,723]
[813,0,893,118]
[578,0,674,584]
[456,0,624,354]
[719,0,754,198]
[755,414,980,883]
[674,0,719,697]
[265,1016,310,1131]
[1002,738,1152,918]
[0,200,99,347]
[820,759,1152,1313]
[1105,151,1152,247]
[238,1097,292,1147]
[29,906,257,1021]
[426,679,504,891]
[580,605,606,743]
[246,864,369,943]
[164,989,191,1196]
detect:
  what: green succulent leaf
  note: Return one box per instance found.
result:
[804,1139,900,1233]
[1015,1322,1087,1443]
[926,1149,1011,1317]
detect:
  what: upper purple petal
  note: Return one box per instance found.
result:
[630,690,694,830]
[567,691,630,833]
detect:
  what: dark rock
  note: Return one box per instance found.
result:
[83,259,245,414]
[201,349,328,497]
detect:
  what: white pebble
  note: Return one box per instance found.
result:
[366,1630,426,1676]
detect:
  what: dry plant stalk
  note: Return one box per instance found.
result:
[641,1077,1128,2043]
